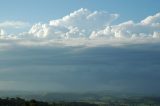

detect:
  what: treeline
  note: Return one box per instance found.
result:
[0,97,98,106]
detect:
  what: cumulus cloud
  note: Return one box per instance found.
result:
[0,8,160,46]
[26,9,160,41]
[0,21,30,39]
[141,13,160,25]
[49,8,118,29]
[28,8,119,39]
[90,13,160,39]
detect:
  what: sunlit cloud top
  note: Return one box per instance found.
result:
[0,8,159,46]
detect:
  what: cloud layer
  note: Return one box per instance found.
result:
[1,42,160,94]
[0,9,160,94]
[0,21,30,29]
[25,9,160,41]
[0,8,159,43]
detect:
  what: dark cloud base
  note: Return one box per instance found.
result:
[0,43,160,95]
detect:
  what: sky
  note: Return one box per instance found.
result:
[0,0,160,23]
[0,0,160,34]
[0,0,160,95]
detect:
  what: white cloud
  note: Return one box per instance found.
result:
[28,8,119,39]
[49,8,118,28]
[0,29,6,36]
[0,9,160,46]
[90,12,160,39]
[28,23,50,38]
[141,13,160,25]
[0,21,30,29]
[0,21,30,38]
[27,9,160,41]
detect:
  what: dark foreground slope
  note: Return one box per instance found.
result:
[0,97,160,106]
[0,97,98,106]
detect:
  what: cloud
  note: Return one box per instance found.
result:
[23,9,160,43]
[90,13,160,39]
[0,42,160,94]
[0,9,160,93]
[0,29,6,36]
[0,9,159,95]
[0,8,159,45]
[0,9,159,47]
[49,8,118,29]
[28,8,119,39]
[0,21,30,29]
[0,21,30,39]
[141,12,160,25]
